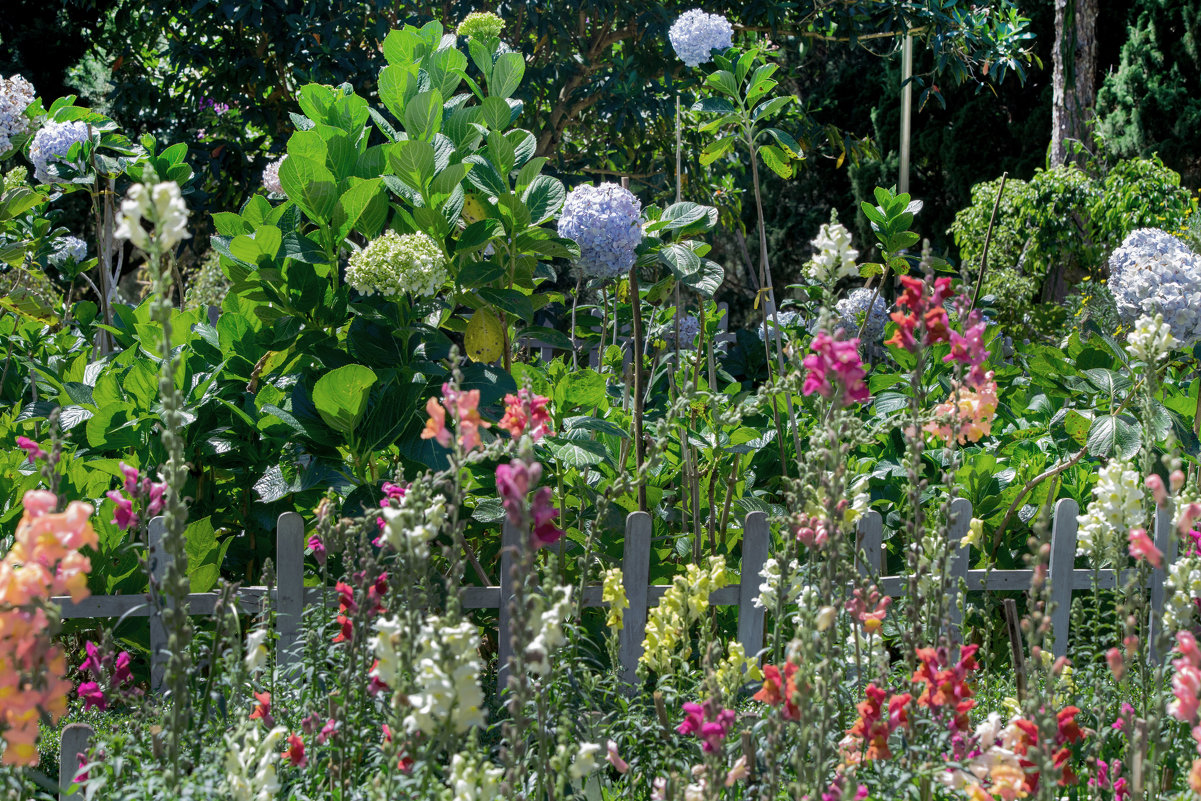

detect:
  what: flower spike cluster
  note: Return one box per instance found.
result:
[802,331,871,407]
[0,490,97,765]
[423,382,491,452]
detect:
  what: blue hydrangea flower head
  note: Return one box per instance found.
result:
[557,183,643,280]
[49,235,88,266]
[668,314,702,349]
[0,75,34,155]
[758,309,805,341]
[1108,228,1201,347]
[669,9,734,68]
[835,288,888,340]
[29,121,90,183]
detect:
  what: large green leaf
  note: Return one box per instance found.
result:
[403,90,443,142]
[1086,414,1141,459]
[279,156,337,222]
[333,179,387,242]
[523,175,565,224]
[312,364,377,436]
[490,52,525,99]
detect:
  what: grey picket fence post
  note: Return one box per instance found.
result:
[1048,498,1080,659]
[618,512,652,684]
[1150,501,1177,662]
[946,497,973,642]
[495,518,519,696]
[147,516,168,692]
[59,722,93,801]
[736,512,771,660]
[857,510,884,577]
[275,512,306,667]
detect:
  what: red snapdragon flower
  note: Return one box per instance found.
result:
[283,733,307,767]
[249,691,273,727]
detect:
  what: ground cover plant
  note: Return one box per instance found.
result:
[1,5,1201,801]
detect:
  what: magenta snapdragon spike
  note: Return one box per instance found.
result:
[105,490,138,531]
[802,332,871,407]
[15,436,46,463]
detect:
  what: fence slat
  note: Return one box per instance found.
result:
[618,512,652,685]
[275,512,305,667]
[148,517,167,692]
[946,497,973,642]
[1150,501,1176,662]
[737,512,770,660]
[857,510,883,577]
[59,723,93,801]
[1048,498,1080,659]
[496,519,520,696]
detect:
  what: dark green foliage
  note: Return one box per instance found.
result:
[1097,0,1201,184]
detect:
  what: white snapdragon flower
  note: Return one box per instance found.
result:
[1127,312,1178,365]
[569,742,602,780]
[114,181,190,251]
[525,585,573,676]
[448,753,503,801]
[380,494,445,558]
[244,626,269,674]
[1166,555,1201,632]
[224,725,285,801]
[1076,459,1144,566]
[404,616,486,735]
[805,221,859,284]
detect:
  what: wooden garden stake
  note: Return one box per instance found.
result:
[1002,598,1026,701]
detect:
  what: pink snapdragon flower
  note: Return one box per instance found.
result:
[499,389,553,441]
[802,332,870,407]
[422,383,491,451]
[677,700,736,754]
[16,436,46,463]
[1128,527,1163,567]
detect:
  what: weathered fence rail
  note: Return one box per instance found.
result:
[55,495,1180,799]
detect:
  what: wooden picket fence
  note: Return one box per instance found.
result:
[54,495,1178,799]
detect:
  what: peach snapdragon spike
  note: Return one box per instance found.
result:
[0,490,97,765]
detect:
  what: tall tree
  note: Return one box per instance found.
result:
[1050,0,1099,166]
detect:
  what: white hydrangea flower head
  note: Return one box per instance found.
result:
[29,120,89,183]
[262,156,285,195]
[457,11,504,40]
[806,222,859,284]
[448,753,504,801]
[1109,228,1201,347]
[835,288,888,340]
[114,181,190,251]
[1127,311,1178,364]
[557,183,643,280]
[1076,459,1145,566]
[224,725,285,801]
[669,9,734,67]
[404,616,486,735]
[346,230,448,297]
[0,75,35,155]
[49,235,88,266]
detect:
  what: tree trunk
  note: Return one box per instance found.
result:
[1050,0,1099,167]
